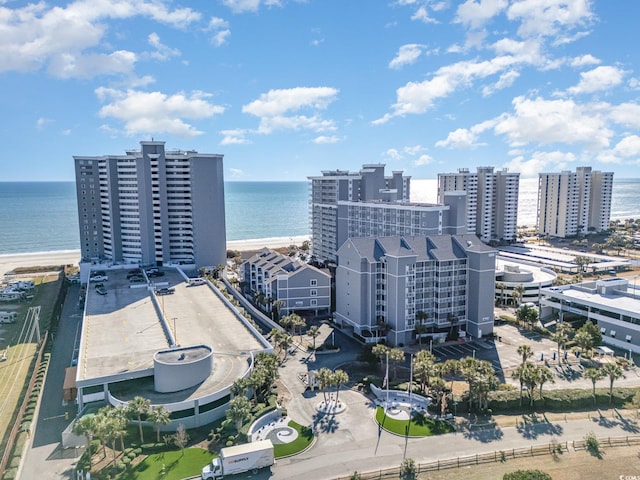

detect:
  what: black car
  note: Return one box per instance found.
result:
[156,287,175,295]
[148,271,165,278]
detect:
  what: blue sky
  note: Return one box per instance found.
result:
[2,0,640,181]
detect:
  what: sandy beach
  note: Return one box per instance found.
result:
[0,235,310,277]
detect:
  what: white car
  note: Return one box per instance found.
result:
[91,275,108,282]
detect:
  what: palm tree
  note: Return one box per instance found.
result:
[584,367,603,405]
[517,344,534,365]
[552,322,574,362]
[513,284,525,306]
[271,300,285,320]
[73,415,97,468]
[413,350,436,394]
[126,396,151,444]
[148,406,171,443]
[308,325,320,350]
[106,410,127,467]
[372,344,389,371]
[441,358,460,393]
[316,367,334,403]
[109,404,129,451]
[512,362,532,406]
[226,396,252,432]
[333,369,349,403]
[389,347,405,380]
[536,365,555,405]
[601,363,625,405]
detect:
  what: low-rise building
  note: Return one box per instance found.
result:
[334,234,496,346]
[242,249,331,316]
[540,277,640,353]
[495,257,557,306]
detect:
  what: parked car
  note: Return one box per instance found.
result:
[91,275,108,282]
[96,286,108,295]
[129,276,145,283]
[146,267,160,274]
[148,271,165,278]
[126,269,142,278]
[90,270,106,278]
[156,287,175,295]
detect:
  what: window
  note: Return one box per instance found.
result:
[310,279,317,287]
[310,289,317,296]
[311,299,317,306]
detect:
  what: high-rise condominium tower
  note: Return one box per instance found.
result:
[309,164,467,264]
[437,166,520,243]
[537,167,613,238]
[74,140,226,268]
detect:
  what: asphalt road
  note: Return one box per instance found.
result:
[18,283,83,480]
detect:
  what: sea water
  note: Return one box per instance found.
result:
[1,179,639,255]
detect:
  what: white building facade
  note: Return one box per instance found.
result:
[437,167,519,244]
[74,141,226,269]
[540,278,640,353]
[537,167,613,238]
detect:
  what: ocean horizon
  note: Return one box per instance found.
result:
[1,179,639,256]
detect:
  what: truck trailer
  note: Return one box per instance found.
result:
[202,439,274,479]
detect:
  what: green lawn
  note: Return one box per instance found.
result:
[375,406,455,437]
[120,448,212,480]
[273,420,314,458]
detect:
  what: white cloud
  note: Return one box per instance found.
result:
[506,0,594,40]
[95,88,224,137]
[411,6,438,24]
[389,44,425,70]
[220,129,251,145]
[493,96,612,149]
[455,0,508,29]
[36,117,52,130]
[482,69,520,96]
[229,168,244,178]
[436,119,496,148]
[313,135,341,144]
[414,154,433,166]
[505,150,576,178]
[0,0,200,77]
[243,87,339,134]
[567,65,625,95]
[374,55,522,123]
[48,50,138,79]
[221,0,283,14]
[570,54,600,67]
[609,102,640,128]
[148,33,181,61]
[385,148,402,161]
[613,135,640,158]
[207,17,230,47]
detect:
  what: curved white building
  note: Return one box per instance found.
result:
[495,257,557,306]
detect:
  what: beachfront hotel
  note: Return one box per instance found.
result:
[73,140,226,270]
[334,234,496,346]
[437,166,520,244]
[537,166,613,238]
[309,164,467,264]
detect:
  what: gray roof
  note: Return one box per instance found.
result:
[343,234,492,263]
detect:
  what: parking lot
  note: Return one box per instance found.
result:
[430,323,640,389]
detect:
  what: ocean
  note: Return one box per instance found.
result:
[0,179,639,256]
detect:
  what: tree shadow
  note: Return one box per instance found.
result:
[515,413,564,439]
[312,411,340,434]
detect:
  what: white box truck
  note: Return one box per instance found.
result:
[202,439,274,479]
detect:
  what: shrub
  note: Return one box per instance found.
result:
[503,470,552,480]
